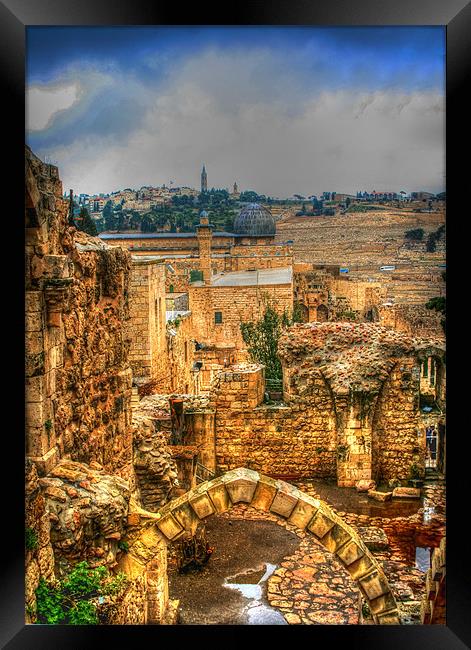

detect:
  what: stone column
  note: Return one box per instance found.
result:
[335,390,377,487]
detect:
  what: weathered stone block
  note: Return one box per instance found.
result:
[189,492,215,519]
[367,489,392,502]
[375,610,400,625]
[118,552,146,580]
[172,502,201,536]
[207,482,231,514]
[270,482,300,518]
[156,513,184,541]
[25,292,43,313]
[344,554,375,580]
[224,469,259,504]
[287,494,320,530]
[251,476,278,511]
[392,487,421,498]
[359,570,390,600]
[25,375,46,403]
[307,510,336,539]
[140,526,164,552]
[320,524,352,554]
[369,591,398,616]
[355,479,376,492]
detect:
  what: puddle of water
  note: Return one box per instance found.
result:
[226,567,266,584]
[225,583,262,600]
[224,563,287,625]
[247,604,287,625]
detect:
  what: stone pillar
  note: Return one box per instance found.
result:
[335,391,378,487]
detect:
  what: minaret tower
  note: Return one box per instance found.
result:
[196,210,213,283]
[201,165,207,192]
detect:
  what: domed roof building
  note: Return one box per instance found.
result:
[233,203,276,236]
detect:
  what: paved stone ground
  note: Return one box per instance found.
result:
[220,505,361,625]
[168,479,445,625]
[293,479,446,625]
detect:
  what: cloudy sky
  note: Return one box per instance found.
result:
[26,27,445,198]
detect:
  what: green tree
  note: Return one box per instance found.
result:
[405,228,425,241]
[240,301,291,382]
[77,206,98,236]
[141,213,156,233]
[426,296,446,333]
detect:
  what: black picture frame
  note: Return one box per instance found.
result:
[2,0,468,647]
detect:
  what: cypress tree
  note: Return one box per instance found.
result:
[77,206,98,236]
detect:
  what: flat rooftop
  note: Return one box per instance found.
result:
[204,267,292,287]
[100,231,246,240]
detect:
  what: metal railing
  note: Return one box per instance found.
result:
[195,462,216,484]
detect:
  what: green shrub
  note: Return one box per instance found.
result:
[117,540,129,553]
[34,561,125,625]
[25,527,38,551]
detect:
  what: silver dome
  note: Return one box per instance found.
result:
[233,203,275,236]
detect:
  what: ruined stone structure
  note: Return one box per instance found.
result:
[141,468,401,625]
[146,324,445,488]
[294,263,386,323]
[25,147,176,623]
[25,148,445,627]
[379,303,444,339]
[26,146,133,479]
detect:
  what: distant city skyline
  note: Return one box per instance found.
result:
[26,26,445,197]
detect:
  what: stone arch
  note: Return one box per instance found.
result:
[416,347,446,411]
[127,468,400,625]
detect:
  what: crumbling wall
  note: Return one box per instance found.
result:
[25,146,133,479]
[210,365,337,478]
[25,147,178,625]
[25,459,55,621]
[279,323,445,485]
[379,304,444,339]
[126,258,167,384]
[132,414,178,511]
[371,360,422,482]
[40,460,131,572]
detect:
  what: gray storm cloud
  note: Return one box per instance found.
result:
[26,48,445,196]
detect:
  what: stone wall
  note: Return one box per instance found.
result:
[206,324,444,486]
[25,459,55,621]
[25,148,175,625]
[371,360,423,482]
[379,304,444,339]
[279,323,445,485]
[165,312,196,394]
[132,414,179,512]
[25,146,133,479]
[189,284,293,350]
[126,258,167,383]
[210,365,337,478]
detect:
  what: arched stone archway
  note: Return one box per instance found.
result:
[127,468,400,625]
